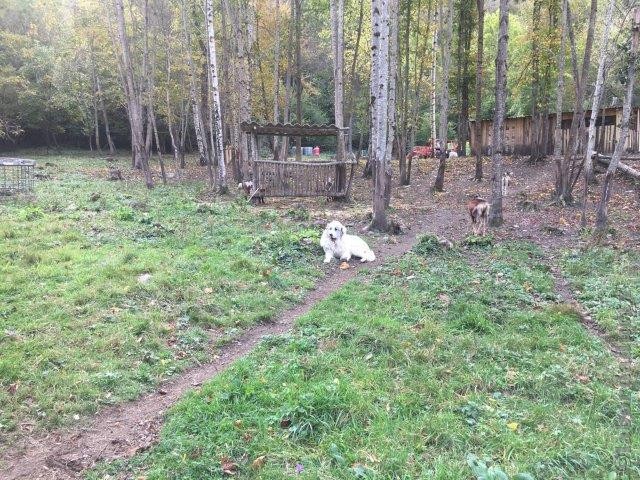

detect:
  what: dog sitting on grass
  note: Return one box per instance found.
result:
[320,220,375,264]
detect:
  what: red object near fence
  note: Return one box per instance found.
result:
[407,144,433,160]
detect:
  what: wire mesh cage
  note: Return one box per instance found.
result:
[0,158,36,194]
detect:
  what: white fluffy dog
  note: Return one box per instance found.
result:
[320,220,375,263]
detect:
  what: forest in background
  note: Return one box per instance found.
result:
[1,0,639,231]
[0,0,634,153]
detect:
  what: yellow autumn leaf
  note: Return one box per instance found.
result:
[507,421,519,431]
[251,455,266,469]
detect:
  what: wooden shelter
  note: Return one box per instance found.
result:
[469,107,640,156]
[240,122,355,199]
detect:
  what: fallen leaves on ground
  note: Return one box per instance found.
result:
[221,457,239,475]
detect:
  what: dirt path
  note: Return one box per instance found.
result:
[0,222,428,480]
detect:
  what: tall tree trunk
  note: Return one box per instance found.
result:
[143,0,166,185]
[529,0,542,162]
[280,0,294,161]
[165,54,181,172]
[114,0,153,188]
[406,0,432,183]
[330,0,347,194]
[488,0,509,227]
[433,0,453,192]
[553,0,567,188]
[398,0,411,186]
[557,0,597,202]
[206,0,228,193]
[369,0,398,231]
[179,99,189,167]
[345,0,365,156]
[181,0,209,167]
[92,87,101,154]
[95,75,116,155]
[294,0,303,161]
[474,0,484,180]
[431,10,437,158]
[458,0,472,157]
[273,0,281,158]
[384,0,399,207]
[89,56,102,155]
[581,0,615,226]
[595,7,640,232]
[224,0,253,179]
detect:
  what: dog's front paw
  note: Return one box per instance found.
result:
[323,258,331,264]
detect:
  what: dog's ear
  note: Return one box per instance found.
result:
[340,224,347,235]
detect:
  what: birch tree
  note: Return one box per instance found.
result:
[595,7,640,233]
[433,0,454,192]
[369,0,398,231]
[488,0,509,227]
[206,0,228,193]
[581,0,615,226]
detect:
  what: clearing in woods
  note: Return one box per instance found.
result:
[0,151,639,479]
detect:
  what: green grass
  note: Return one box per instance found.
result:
[0,153,324,440]
[562,248,640,360]
[89,241,639,479]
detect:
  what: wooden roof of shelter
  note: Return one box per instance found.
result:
[240,122,346,137]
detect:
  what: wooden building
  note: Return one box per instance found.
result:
[469,107,640,156]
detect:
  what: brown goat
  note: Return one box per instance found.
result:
[467,197,491,235]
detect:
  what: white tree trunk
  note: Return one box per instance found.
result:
[369,0,397,231]
[581,0,615,225]
[584,0,615,181]
[206,0,228,193]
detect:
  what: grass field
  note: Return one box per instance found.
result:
[90,240,639,479]
[562,248,640,360]
[0,153,323,440]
